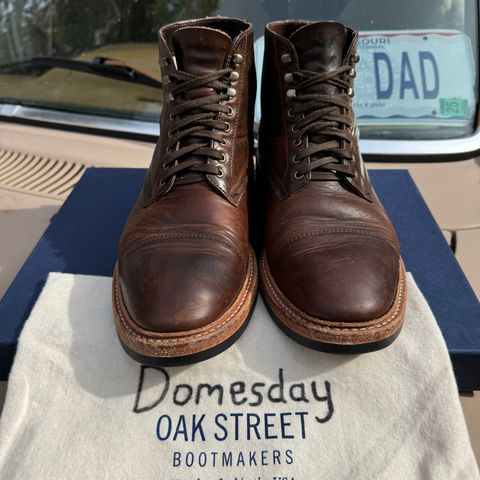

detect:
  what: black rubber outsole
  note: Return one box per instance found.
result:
[119,293,258,367]
[263,295,403,354]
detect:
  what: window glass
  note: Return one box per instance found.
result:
[0,0,477,139]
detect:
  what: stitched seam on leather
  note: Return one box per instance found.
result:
[114,250,254,345]
[209,37,248,203]
[273,228,399,256]
[273,36,289,199]
[162,19,250,46]
[123,232,242,258]
[262,255,405,332]
[228,36,246,196]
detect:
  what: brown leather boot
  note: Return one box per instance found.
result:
[113,18,258,365]
[259,21,406,353]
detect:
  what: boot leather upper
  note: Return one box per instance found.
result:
[260,21,401,322]
[117,18,255,333]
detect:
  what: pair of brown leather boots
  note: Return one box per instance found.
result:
[112,17,407,365]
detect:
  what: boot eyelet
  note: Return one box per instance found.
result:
[233,53,243,65]
[229,71,239,82]
[227,87,237,98]
[226,106,234,116]
[284,73,293,83]
[291,124,299,133]
[286,89,296,98]
[347,87,354,97]
[294,170,305,179]
[293,137,302,147]
[224,122,231,133]
[287,107,295,118]
[348,68,356,78]
[219,153,226,163]
[217,168,224,177]
[167,92,174,102]
[352,53,360,63]
[281,53,292,64]
[220,138,227,146]
[291,154,301,164]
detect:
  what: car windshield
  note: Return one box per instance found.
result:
[0,0,477,140]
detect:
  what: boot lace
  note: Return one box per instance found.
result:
[288,64,356,180]
[161,68,235,184]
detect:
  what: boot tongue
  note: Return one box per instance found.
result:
[290,21,347,95]
[171,26,231,100]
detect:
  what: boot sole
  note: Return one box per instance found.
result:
[260,251,407,354]
[112,247,258,366]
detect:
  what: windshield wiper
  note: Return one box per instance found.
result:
[0,56,162,89]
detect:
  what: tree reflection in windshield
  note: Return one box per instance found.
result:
[0,0,472,65]
[0,0,219,64]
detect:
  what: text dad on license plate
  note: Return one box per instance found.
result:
[354,31,475,119]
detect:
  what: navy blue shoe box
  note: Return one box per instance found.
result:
[0,169,479,390]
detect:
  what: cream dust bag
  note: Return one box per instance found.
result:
[0,272,477,479]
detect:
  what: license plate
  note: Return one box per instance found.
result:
[355,30,476,127]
